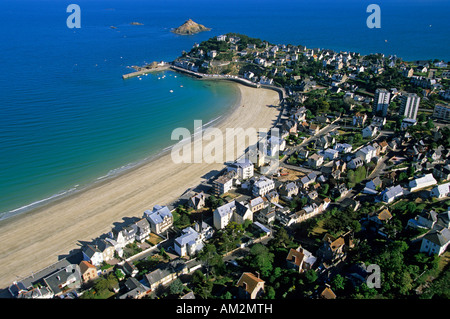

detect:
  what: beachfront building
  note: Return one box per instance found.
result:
[213,200,252,230]
[188,191,207,210]
[213,171,236,196]
[144,205,173,235]
[227,159,254,180]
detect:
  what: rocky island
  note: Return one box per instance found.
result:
[171,19,211,35]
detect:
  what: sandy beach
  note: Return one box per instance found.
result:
[0,83,281,289]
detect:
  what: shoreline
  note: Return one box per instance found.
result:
[0,82,281,289]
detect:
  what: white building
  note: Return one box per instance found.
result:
[381,185,404,203]
[409,173,437,192]
[420,228,450,256]
[334,143,352,154]
[373,88,391,117]
[430,182,450,199]
[252,176,276,197]
[356,145,376,163]
[174,227,203,257]
[362,125,378,139]
[213,200,252,230]
[227,159,254,180]
[323,148,339,161]
[400,93,421,120]
[144,205,173,234]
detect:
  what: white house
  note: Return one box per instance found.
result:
[252,176,275,197]
[430,182,450,199]
[82,245,103,267]
[213,200,252,230]
[144,205,173,234]
[409,174,437,192]
[323,148,339,161]
[347,157,364,170]
[420,228,450,256]
[227,159,254,180]
[381,185,404,203]
[334,143,352,154]
[356,145,376,163]
[362,125,378,139]
[174,227,203,257]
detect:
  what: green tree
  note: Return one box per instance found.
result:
[169,279,186,296]
[304,269,318,284]
[249,244,274,277]
[331,274,346,291]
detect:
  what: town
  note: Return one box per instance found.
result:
[6,33,450,300]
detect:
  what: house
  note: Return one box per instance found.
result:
[334,143,352,154]
[409,173,437,192]
[433,164,450,181]
[43,264,82,296]
[368,208,393,226]
[134,218,151,242]
[119,277,151,299]
[308,153,324,168]
[95,239,115,264]
[248,196,266,213]
[309,124,320,135]
[79,261,98,283]
[316,234,346,262]
[323,148,339,161]
[401,118,417,130]
[366,177,382,191]
[82,245,103,267]
[407,210,438,230]
[122,260,139,277]
[381,185,404,203]
[174,227,203,257]
[144,205,173,235]
[286,246,317,273]
[279,182,299,198]
[8,282,53,299]
[236,272,265,299]
[332,183,348,199]
[356,145,376,163]
[420,228,450,256]
[300,172,317,189]
[430,182,450,199]
[282,120,298,135]
[362,125,378,139]
[227,159,254,180]
[347,157,364,170]
[320,286,337,299]
[267,135,286,157]
[265,190,279,204]
[188,192,207,210]
[213,172,235,196]
[256,206,276,225]
[252,176,275,197]
[145,260,187,291]
[213,200,252,230]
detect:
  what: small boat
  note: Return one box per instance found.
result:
[180,85,183,87]
[169,90,174,93]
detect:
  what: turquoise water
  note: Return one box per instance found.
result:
[0,0,448,218]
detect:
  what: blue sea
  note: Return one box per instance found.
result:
[0,0,449,219]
